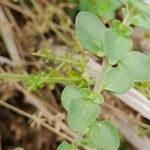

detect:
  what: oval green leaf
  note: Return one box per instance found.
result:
[68,97,100,133]
[76,11,106,56]
[83,121,120,150]
[104,51,150,94]
[79,0,121,20]
[61,85,83,111]
[121,51,150,81]
[97,0,121,20]
[104,67,134,94]
[104,28,132,65]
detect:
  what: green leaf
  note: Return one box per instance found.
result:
[121,51,150,81]
[97,0,121,20]
[75,11,106,56]
[81,88,104,105]
[82,121,120,150]
[79,0,121,20]
[104,67,134,94]
[61,85,83,111]
[68,97,100,133]
[61,86,103,132]
[57,141,77,150]
[79,0,99,15]
[67,70,89,88]
[104,28,132,64]
[61,85,103,111]
[104,51,150,94]
[112,20,132,37]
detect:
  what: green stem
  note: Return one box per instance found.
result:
[0,73,30,81]
[93,58,108,93]
[47,77,78,84]
[0,73,78,84]
[122,8,135,26]
[55,57,81,65]
[33,52,82,66]
[74,133,83,145]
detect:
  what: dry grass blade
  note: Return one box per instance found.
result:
[0,100,93,150]
[0,5,21,65]
[0,100,73,142]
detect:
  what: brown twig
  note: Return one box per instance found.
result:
[0,100,73,142]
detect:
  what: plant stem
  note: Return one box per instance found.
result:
[0,73,79,84]
[122,8,135,26]
[33,52,82,66]
[55,57,81,66]
[74,133,83,145]
[0,73,30,81]
[94,57,108,93]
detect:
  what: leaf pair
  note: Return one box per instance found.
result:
[57,121,120,150]
[61,85,103,133]
[76,12,150,94]
[76,12,132,64]
[58,122,120,150]
[104,51,150,94]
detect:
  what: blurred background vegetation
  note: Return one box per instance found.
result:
[0,0,150,150]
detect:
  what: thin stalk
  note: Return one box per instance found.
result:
[94,58,108,93]
[47,77,79,83]
[0,73,30,81]
[74,133,83,145]
[122,8,135,26]
[33,52,82,66]
[0,73,79,84]
[0,101,93,150]
[55,57,81,66]
[0,100,73,142]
